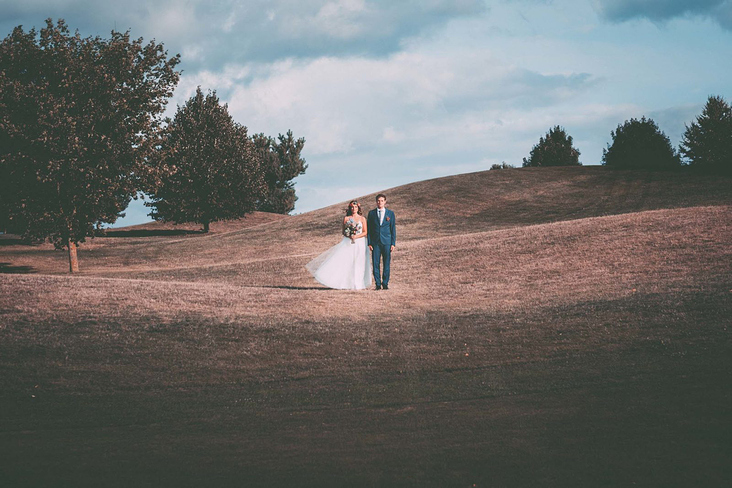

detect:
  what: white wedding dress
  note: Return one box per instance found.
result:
[306,220,372,290]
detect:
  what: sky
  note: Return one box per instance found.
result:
[2,0,731,224]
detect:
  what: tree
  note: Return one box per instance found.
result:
[679,95,732,174]
[146,87,265,232]
[522,126,581,167]
[0,19,180,271]
[252,130,307,214]
[602,117,680,170]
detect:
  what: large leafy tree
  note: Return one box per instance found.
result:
[252,130,307,214]
[0,19,180,271]
[679,95,732,174]
[522,126,581,167]
[602,117,680,170]
[146,87,265,232]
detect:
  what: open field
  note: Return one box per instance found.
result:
[1,166,731,486]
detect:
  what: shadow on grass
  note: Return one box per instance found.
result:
[0,262,36,274]
[101,229,205,238]
[0,235,30,246]
[260,285,334,291]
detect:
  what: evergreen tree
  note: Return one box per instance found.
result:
[252,130,307,214]
[147,88,265,232]
[602,117,680,170]
[522,126,581,167]
[0,19,180,271]
[679,95,732,174]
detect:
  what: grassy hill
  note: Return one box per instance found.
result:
[0,166,731,486]
[3,165,731,276]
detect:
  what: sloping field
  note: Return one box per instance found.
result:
[1,167,731,487]
[3,166,731,275]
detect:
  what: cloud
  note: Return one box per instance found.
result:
[593,0,732,29]
[149,37,595,213]
[648,103,706,144]
[0,0,486,70]
[186,46,600,213]
[201,49,598,158]
[6,0,729,221]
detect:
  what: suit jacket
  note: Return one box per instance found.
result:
[367,208,396,247]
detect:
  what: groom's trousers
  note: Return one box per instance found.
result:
[371,242,391,286]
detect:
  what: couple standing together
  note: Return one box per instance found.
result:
[306,194,396,290]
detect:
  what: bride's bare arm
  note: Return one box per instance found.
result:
[353,217,368,240]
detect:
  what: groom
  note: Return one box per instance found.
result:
[367,193,396,290]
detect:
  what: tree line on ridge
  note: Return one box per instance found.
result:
[514,95,732,172]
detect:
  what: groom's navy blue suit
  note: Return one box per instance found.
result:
[367,207,396,287]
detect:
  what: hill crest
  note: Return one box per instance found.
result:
[1,166,730,276]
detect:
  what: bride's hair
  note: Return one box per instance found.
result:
[346,200,363,216]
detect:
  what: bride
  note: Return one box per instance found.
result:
[306,200,372,290]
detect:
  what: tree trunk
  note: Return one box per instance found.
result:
[68,240,79,273]
[203,221,210,233]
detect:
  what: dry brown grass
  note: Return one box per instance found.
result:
[3,166,730,275]
[0,166,731,487]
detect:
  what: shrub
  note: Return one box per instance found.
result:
[490,162,515,170]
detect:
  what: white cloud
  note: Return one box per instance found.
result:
[382,126,405,143]
[310,0,370,39]
[0,0,486,70]
[217,48,596,158]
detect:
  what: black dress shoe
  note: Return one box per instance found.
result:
[382,284,389,290]
[375,285,382,290]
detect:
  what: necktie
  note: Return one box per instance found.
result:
[379,209,383,224]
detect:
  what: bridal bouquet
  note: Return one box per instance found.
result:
[343,220,362,243]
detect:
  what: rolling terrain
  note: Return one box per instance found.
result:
[1,166,731,487]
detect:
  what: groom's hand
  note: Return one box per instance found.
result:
[368,245,373,251]
[390,245,395,252]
